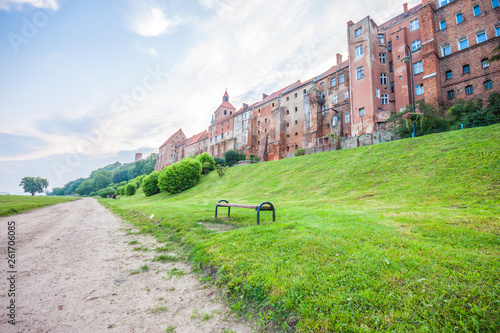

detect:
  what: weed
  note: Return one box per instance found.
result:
[150,307,168,314]
[128,240,139,245]
[153,254,178,263]
[165,326,175,332]
[140,264,149,272]
[130,269,140,275]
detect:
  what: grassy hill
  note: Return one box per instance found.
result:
[0,195,78,217]
[101,124,500,332]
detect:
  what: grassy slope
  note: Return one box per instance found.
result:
[0,195,78,217]
[101,125,500,332]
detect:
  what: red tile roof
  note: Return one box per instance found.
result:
[186,130,208,146]
[219,100,237,110]
[379,4,422,29]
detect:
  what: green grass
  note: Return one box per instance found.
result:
[100,125,500,332]
[0,195,78,217]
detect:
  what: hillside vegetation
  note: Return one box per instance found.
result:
[101,124,500,332]
[0,195,78,217]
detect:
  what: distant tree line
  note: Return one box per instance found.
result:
[48,154,157,196]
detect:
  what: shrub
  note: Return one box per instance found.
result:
[142,171,160,197]
[117,186,126,196]
[247,154,258,162]
[89,191,96,197]
[225,150,245,166]
[196,153,215,174]
[97,187,116,198]
[158,158,202,194]
[295,148,306,157]
[125,183,137,196]
[131,175,146,189]
[216,164,227,177]
[214,157,226,166]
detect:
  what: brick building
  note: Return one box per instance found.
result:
[155,0,499,168]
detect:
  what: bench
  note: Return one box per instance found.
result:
[215,200,275,225]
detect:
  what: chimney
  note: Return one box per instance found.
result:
[403,3,408,14]
[336,53,342,66]
[262,93,268,100]
[347,20,354,28]
[242,103,249,111]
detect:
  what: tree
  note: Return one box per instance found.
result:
[75,180,94,196]
[92,170,112,192]
[224,150,244,167]
[19,177,49,196]
[490,43,500,62]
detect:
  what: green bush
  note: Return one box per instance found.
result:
[130,175,145,189]
[97,187,116,198]
[196,153,215,174]
[125,183,137,196]
[295,148,306,157]
[247,154,258,162]
[225,150,245,166]
[214,157,225,166]
[89,191,96,197]
[116,186,126,196]
[158,158,202,194]
[142,171,161,197]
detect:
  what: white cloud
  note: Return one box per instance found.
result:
[0,0,59,11]
[129,6,181,37]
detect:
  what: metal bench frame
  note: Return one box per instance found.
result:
[215,200,275,225]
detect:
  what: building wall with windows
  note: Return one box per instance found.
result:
[154,129,187,171]
[420,0,500,105]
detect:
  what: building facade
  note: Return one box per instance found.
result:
[154,0,499,168]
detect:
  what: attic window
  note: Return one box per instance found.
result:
[303,89,307,94]
[295,120,298,125]
[258,109,261,113]
[286,110,289,115]
[295,132,298,136]
[272,103,275,107]
[295,107,298,112]
[295,93,297,98]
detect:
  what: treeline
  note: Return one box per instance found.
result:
[48,154,157,196]
[389,92,500,138]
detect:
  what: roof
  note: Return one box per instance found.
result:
[315,60,349,81]
[219,100,237,110]
[159,129,185,148]
[186,130,208,146]
[253,80,301,108]
[379,4,422,29]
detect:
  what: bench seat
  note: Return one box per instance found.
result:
[215,200,275,225]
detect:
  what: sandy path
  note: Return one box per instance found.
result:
[0,198,253,333]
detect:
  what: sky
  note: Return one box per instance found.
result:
[0,0,420,194]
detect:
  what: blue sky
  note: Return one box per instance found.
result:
[0,0,419,194]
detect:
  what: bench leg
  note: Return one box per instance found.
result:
[215,205,218,219]
[228,207,230,218]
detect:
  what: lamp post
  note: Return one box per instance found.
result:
[401,44,417,138]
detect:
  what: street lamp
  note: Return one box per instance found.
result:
[402,44,417,138]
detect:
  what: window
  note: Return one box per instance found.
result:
[295,120,298,125]
[456,12,463,24]
[378,34,385,44]
[440,0,453,6]
[473,5,481,16]
[463,64,470,74]
[303,89,307,94]
[389,61,393,72]
[320,91,326,99]
[413,61,423,75]
[484,80,493,90]
[295,107,298,112]
[497,24,500,36]
[415,84,424,96]
[493,0,500,8]
[412,39,421,51]
[448,90,455,99]
[382,94,389,105]
[388,41,392,52]
[224,110,227,115]
[458,37,469,50]
[465,85,473,95]
[339,74,345,83]
[345,91,349,99]
[355,27,362,37]
[359,108,365,116]
[390,82,395,93]
[356,45,363,57]
[410,19,419,31]
[345,111,349,123]
[357,66,364,80]
[320,82,324,86]
[379,53,387,64]
[334,94,338,103]
[286,109,289,115]
[380,73,388,85]
[331,77,337,87]
[482,59,490,68]
[476,30,487,43]
[440,20,447,30]
[286,96,289,101]
[294,93,297,98]
[441,43,451,56]
[286,122,289,127]
[376,88,380,99]
[446,70,453,79]
[322,105,327,115]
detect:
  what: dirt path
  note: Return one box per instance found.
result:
[0,198,253,333]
